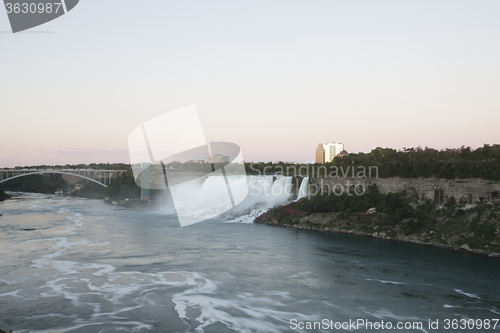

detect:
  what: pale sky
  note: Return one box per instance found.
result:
[1,0,499,167]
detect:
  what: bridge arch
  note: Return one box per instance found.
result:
[0,171,107,187]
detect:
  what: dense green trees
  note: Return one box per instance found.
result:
[297,185,415,218]
[0,174,67,194]
[72,181,105,199]
[245,144,500,180]
[102,173,141,199]
[73,172,141,200]
[332,144,500,180]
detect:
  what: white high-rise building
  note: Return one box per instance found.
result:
[322,142,344,163]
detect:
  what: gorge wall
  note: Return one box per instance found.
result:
[308,177,500,204]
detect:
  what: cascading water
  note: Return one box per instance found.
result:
[269,176,293,203]
[296,177,309,200]
[161,175,293,223]
[225,175,293,223]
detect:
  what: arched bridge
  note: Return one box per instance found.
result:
[0,169,127,187]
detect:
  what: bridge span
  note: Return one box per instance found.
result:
[0,169,127,187]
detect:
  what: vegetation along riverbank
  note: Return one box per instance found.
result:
[0,189,11,201]
[254,186,500,258]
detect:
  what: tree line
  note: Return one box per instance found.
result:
[73,171,141,200]
[0,174,68,194]
[2,144,499,197]
[245,144,500,180]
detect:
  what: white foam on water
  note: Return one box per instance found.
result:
[57,207,70,214]
[28,321,153,333]
[0,289,22,298]
[41,278,82,305]
[454,289,481,299]
[363,309,428,332]
[172,285,316,333]
[2,190,320,332]
[286,271,311,279]
[0,277,29,285]
[365,278,407,285]
[51,209,84,234]
[30,260,317,333]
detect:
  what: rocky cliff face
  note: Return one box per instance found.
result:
[309,177,500,204]
[257,177,500,257]
[255,202,500,258]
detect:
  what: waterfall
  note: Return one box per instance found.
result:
[161,175,293,224]
[227,175,293,223]
[241,175,293,206]
[296,177,309,200]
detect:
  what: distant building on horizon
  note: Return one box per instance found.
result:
[337,149,348,158]
[208,154,230,164]
[315,142,344,163]
[315,144,325,164]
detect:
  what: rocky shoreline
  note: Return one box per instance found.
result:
[0,189,12,201]
[255,202,500,258]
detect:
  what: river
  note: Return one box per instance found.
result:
[0,193,499,332]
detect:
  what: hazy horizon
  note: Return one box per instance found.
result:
[2,0,499,167]
[0,142,498,169]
